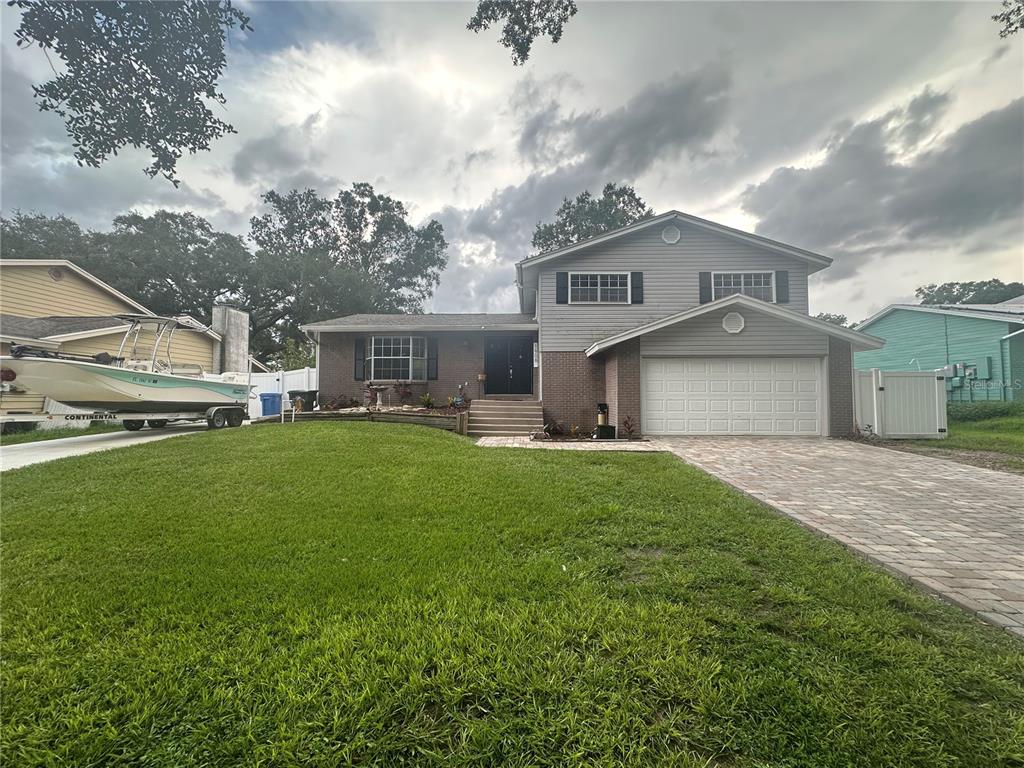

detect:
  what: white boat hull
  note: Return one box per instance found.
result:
[0,357,250,413]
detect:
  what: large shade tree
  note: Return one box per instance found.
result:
[247,183,448,353]
[9,0,251,185]
[915,279,1024,305]
[532,183,654,253]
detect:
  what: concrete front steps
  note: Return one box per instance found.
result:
[468,399,544,437]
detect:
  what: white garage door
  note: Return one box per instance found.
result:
[642,358,822,435]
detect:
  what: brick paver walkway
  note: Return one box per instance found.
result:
[658,437,1024,637]
[475,436,660,451]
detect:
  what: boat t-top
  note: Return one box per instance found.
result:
[1,314,251,429]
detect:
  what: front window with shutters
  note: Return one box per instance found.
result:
[369,336,427,380]
[712,272,775,302]
[569,273,630,303]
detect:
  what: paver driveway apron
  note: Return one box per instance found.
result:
[657,437,1024,638]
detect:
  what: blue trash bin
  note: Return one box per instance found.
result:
[260,392,282,416]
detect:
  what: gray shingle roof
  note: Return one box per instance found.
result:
[1,314,127,340]
[304,313,536,330]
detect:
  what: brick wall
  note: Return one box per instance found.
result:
[540,351,606,430]
[828,336,855,436]
[602,341,642,434]
[318,331,536,407]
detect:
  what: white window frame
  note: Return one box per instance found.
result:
[568,272,632,304]
[368,335,427,381]
[711,271,775,302]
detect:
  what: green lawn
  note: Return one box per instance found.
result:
[940,414,1024,456]
[2,424,1022,766]
[0,422,122,446]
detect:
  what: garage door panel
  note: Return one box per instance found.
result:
[643,357,822,435]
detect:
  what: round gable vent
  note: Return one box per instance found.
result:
[661,225,681,244]
[48,266,65,282]
[722,312,745,334]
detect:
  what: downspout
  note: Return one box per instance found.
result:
[534,287,542,401]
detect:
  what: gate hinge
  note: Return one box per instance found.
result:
[877,386,885,391]
[938,428,947,433]
[936,376,945,381]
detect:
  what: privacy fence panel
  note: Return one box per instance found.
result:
[854,368,948,439]
[250,368,319,409]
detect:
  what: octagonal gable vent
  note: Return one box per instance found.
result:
[722,312,745,334]
[661,225,681,244]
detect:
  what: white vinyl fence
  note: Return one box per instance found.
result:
[854,368,948,439]
[250,367,319,410]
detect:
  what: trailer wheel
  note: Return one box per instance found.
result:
[226,410,244,428]
[208,410,228,429]
[147,419,168,429]
[124,420,145,431]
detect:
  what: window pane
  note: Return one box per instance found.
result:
[571,274,600,302]
[412,357,426,380]
[412,337,426,357]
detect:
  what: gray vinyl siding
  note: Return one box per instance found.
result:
[639,306,828,356]
[537,222,811,352]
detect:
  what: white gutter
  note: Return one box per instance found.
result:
[300,323,539,333]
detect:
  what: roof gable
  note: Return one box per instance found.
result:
[0,259,153,315]
[517,211,833,273]
[585,294,884,357]
[857,303,1024,330]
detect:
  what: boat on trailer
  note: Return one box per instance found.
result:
[0,315,251,429]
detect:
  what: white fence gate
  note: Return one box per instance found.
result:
[854,369,948,439]
[250,367,318,410]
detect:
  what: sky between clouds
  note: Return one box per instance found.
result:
[2,1,1022,322]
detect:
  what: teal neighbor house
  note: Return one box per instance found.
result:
[855,295,1024,402]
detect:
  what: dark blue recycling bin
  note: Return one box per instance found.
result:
[260,392,282,416]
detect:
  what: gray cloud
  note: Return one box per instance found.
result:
[230,112,339,192]
[741,93,1024,281]
[430,64,733,311]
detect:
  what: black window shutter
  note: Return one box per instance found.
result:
[354,337,365,380]
[427,338,438,380]
[555,271,569,304]
[698,272,712,304]
[630,272,643,304]
[775,270,790,303]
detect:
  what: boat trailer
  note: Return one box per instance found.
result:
[0,406,248,431]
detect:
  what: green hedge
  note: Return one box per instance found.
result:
[947,400,1024,422]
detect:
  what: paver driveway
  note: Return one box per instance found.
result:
[659,437,1024,637]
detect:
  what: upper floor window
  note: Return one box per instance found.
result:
[369,336,426,380]
[713,272,774,302]
[570,273,630,304]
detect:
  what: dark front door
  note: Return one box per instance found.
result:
[484,336,534,395]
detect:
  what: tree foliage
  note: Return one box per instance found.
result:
[467,0,577,65]
[248,184,448,352]
[915,279,1024,305]
[9,0,251,185]
[532,183,654,253]
[813,312,850,327]
[0,187,448,360]
[993,0,1024,37]
[275,338,316,371]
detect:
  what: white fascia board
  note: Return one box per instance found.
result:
[585,294,885,357]
[300,323,539,333]
[0,334,61,350]
[856,303,1024,330]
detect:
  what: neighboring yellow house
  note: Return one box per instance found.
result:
[0,259,232,417]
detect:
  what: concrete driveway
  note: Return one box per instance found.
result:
[1,423,207,472]
[659,437,1024,637]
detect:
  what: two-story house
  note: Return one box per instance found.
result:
[303,211,884,436]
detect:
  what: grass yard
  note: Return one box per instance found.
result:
[893,408,1024,474]
[0,422,122,446]
[2,423,1022,766]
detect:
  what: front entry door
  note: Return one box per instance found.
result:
[484,336,533,395]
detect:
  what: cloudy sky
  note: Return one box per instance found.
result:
[2,1,1022,321]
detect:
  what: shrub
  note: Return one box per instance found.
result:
[621,416,638,440]
[947,401,1024,422]
[543,420,565,436]
[393,380,413,404]
[420,393,435,409]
